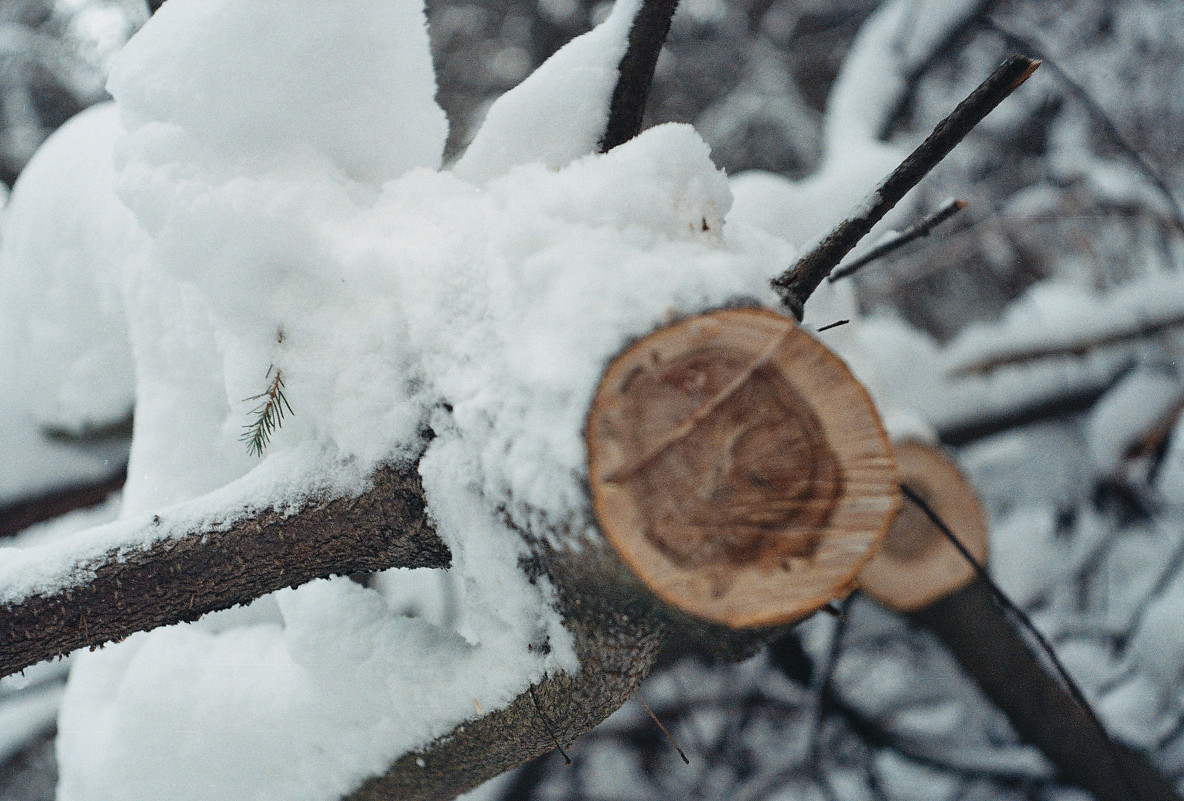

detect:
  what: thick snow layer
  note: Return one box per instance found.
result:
[0,102,140,504]
[451,0,639,183]
[45,1,789,798]
[1086,367,1183,475]
[106,0,447,186]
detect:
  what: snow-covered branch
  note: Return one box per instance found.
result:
[0,462,447,679]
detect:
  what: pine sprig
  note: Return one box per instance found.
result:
[240,366,293,457]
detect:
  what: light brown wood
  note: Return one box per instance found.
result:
[585,307,899,628]
[858,441,989,611]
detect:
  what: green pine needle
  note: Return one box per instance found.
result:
[241,366,294,457]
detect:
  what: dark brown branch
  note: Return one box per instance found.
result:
[0,462,448,679]
[936,380,1112,447]
[599,0,681,152]
[828,198,967,283]
[912,577,1181,801]
[347,595,669,801]
[0,466,126,539]
[772,55,1039,318]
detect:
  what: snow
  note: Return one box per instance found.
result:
[0,102,139,505]
[107,0,448,187]
[0,682,63,766]
[451,0,639,183]
[6,0,1180,797]
[1086,366,1182,475]
[727,0,915,253]
[25,0,793,798]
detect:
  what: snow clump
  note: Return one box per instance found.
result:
[48,1,791,799]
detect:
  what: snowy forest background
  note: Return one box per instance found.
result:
[3,0,1184,799]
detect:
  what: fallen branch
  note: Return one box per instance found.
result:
[0,461,447,679]
[898,489,1182,801]
[772,55,1039,317]
[913,576,1179,801]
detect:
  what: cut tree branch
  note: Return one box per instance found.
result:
[599,0,681,152]
[772,55,1039,317]
[0,461,447,679]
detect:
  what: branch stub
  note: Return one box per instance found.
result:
[858,441,990,611]
[586,307,898,628]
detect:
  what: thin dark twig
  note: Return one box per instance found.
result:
[816,319,850,333]
[599,0,681,152]
[985,19,1184,237]
[900,485,1140,799]
[772,55,1039,318]
[528,685,572,765]
[809,595,854,768]
[829,198,968,282]
[635,692,690,764]
[877,0,1002,140]
[1119,521,1184,650]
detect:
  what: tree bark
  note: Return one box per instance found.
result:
[346,584,669,801]
[599,0,681,152]
[0,461,447,678]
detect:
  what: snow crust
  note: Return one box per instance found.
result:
[43,1,787,798]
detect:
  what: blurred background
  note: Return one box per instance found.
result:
[3,1,1184,799]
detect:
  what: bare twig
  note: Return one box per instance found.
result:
[876,0,1002,140]
[829,198,967,283]
[772,55,1039,318]
[948,309,1184,376]
[599,0,681,152]
[636,691,690,764]
[985,19,1184,237]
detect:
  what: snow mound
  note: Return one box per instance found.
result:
[52,1,790,799]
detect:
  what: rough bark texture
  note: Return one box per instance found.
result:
[347,538,789,801]
[911,577,1182,801]
[0,462,448,679]
[347,595,668,801]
